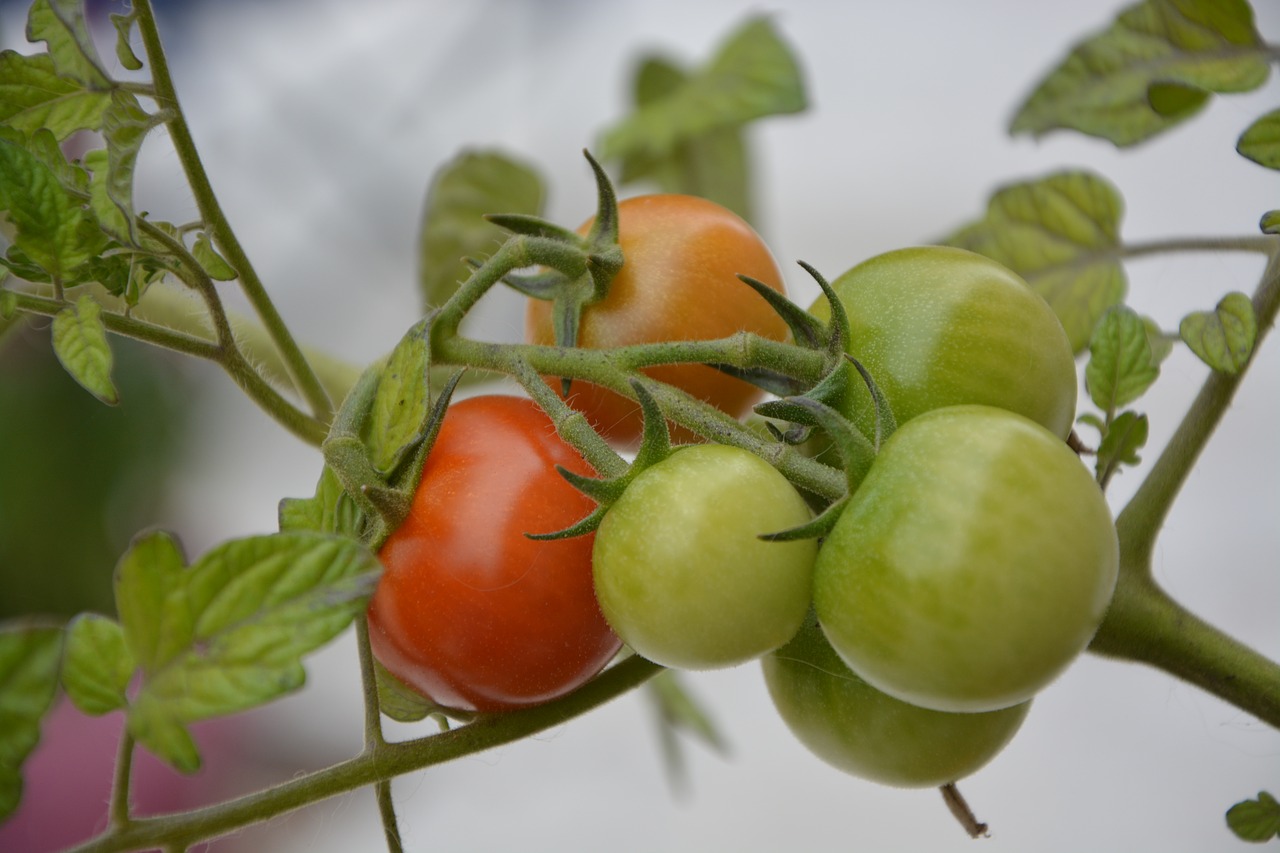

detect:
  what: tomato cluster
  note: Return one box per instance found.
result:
[369,197,1118,793]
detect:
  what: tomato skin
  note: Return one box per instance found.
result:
[524,194,790,445]
[591,444,817,670]
[367,395,621,713]
[810,246,1078,440]
[763,618,1030,788]
[813,405,1118,713]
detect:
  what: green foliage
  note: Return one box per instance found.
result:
[50,295,117,404]
[1092,410,1150,488]
[279,466,365,539]
[598,16,805,222]
[417,150,544,311]
[943,171,1126,351]
[1237,109,1280,169]
[0,624,61,822]
[0,51,111,138]
[117,531,381,772]
[1179,291,1257,374]
[61,613,135,715]
[646,669,728,792]
[1010,0,1270,146]
[1227,792,1280,842]
[367,318,432,475]
[1086,305,1161,413]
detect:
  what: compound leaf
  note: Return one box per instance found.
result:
[0,624,63,822]
[1010,0,1270,146]
[51,295,117,405]
[1179,291,1255,374]
[942,170,1125,351]
[417,149,543,311]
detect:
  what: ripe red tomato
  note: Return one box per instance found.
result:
[524,194,790,445]
[367,395,621,712]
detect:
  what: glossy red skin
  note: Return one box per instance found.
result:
[367,395,621,712]
[525,194,789,446]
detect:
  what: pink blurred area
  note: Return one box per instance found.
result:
[0,698,242,853]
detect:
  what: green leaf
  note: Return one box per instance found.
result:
[374,658,439,724]
[61,613,135,715]
[0,130,108,278]
[1086,305,1160,413]
[1142,315,1175,364]
[1010,0,1270,146]
[1237,108,1280,169]
[97,91,163,245]
[1179,291,1256,374]
[0,623,63,822]
[417,149,543,311]
[646,669,728,793]
[942,170,1126,351]
[26,0,111,88]
[110,13,143,72]
[124,532,380,771]
[616,56,753,221]
[191,233,237,281]
[0,50,111,138]
[1227,791,1280,842]
[278,466,365,537]
[51,295,118,405]
[113,530,191,676]
[367,319,431,474]
[1262,210,1280,235]
[1095,410,1149,485]
[598,16,805,166]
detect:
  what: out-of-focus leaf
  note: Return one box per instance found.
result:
[1010,0,1270,146]
[0,624,62,822]
[61,613,135,715]
[191,233,237,281]
[0,51,110,138]
[417,150,543,311]
[113,530,190,676]
[123,532,380,772]
[1261,210,1280,235]
[1086,305,1160,414]
[26,0,111,88]
[1095,410,1149,486]
[1237,109,1280,169]
[598,16,804,178]
[51,295,117,405]
[1179,291,1256,374]
[1226,791,1280,842]
[942,170,1125,351]
[646,669,728,793]
[110,12,143,72]
[374,658,438,724]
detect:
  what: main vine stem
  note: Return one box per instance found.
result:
[1088,241,1280,727]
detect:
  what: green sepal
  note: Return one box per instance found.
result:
[736,271,828,349]
[759,493,849,543]
[528,380,672,541]
[846,355,897,451]
[485,213,584,244]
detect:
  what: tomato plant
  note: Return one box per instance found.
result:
[814,404,1119,713]
[524,194,790,445]
[367,395,621,712]
[809,246,1078,440]
[592,444,817,669]
[763,617,1031,789]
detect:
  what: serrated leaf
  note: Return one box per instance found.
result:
[1227,791,1280,842]
[51,295,118,404]
[1237,109,1280,170]
[0,50,111,138]
[418,150,543,311]
[943,170,1126,351]
[191,233,236,281]
[367,319,431,474]
[1179,291,1256,374]
[97,91,163,245]
[0,131,108,277]
[599,17,804,166]
[1086,306,1160,413]
[61,613,135,715]
[0,624,63,822]
[26,0,111,88]
[125,532,380,771]
[1010,0,1270,146]
[279,466,364,537]
[1095,410,1149,485]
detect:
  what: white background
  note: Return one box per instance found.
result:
[13,1,1280,851]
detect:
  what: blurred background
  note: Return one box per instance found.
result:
[1,0,1277,851]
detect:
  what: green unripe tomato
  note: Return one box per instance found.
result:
[592,444,818,670]
[810,246,1077,440]
[763,618,1031,788]
[814,405,1118,713]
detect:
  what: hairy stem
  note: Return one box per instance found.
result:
[67,656,663,853]
[108,731,135,830]
[132,0,333,424]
